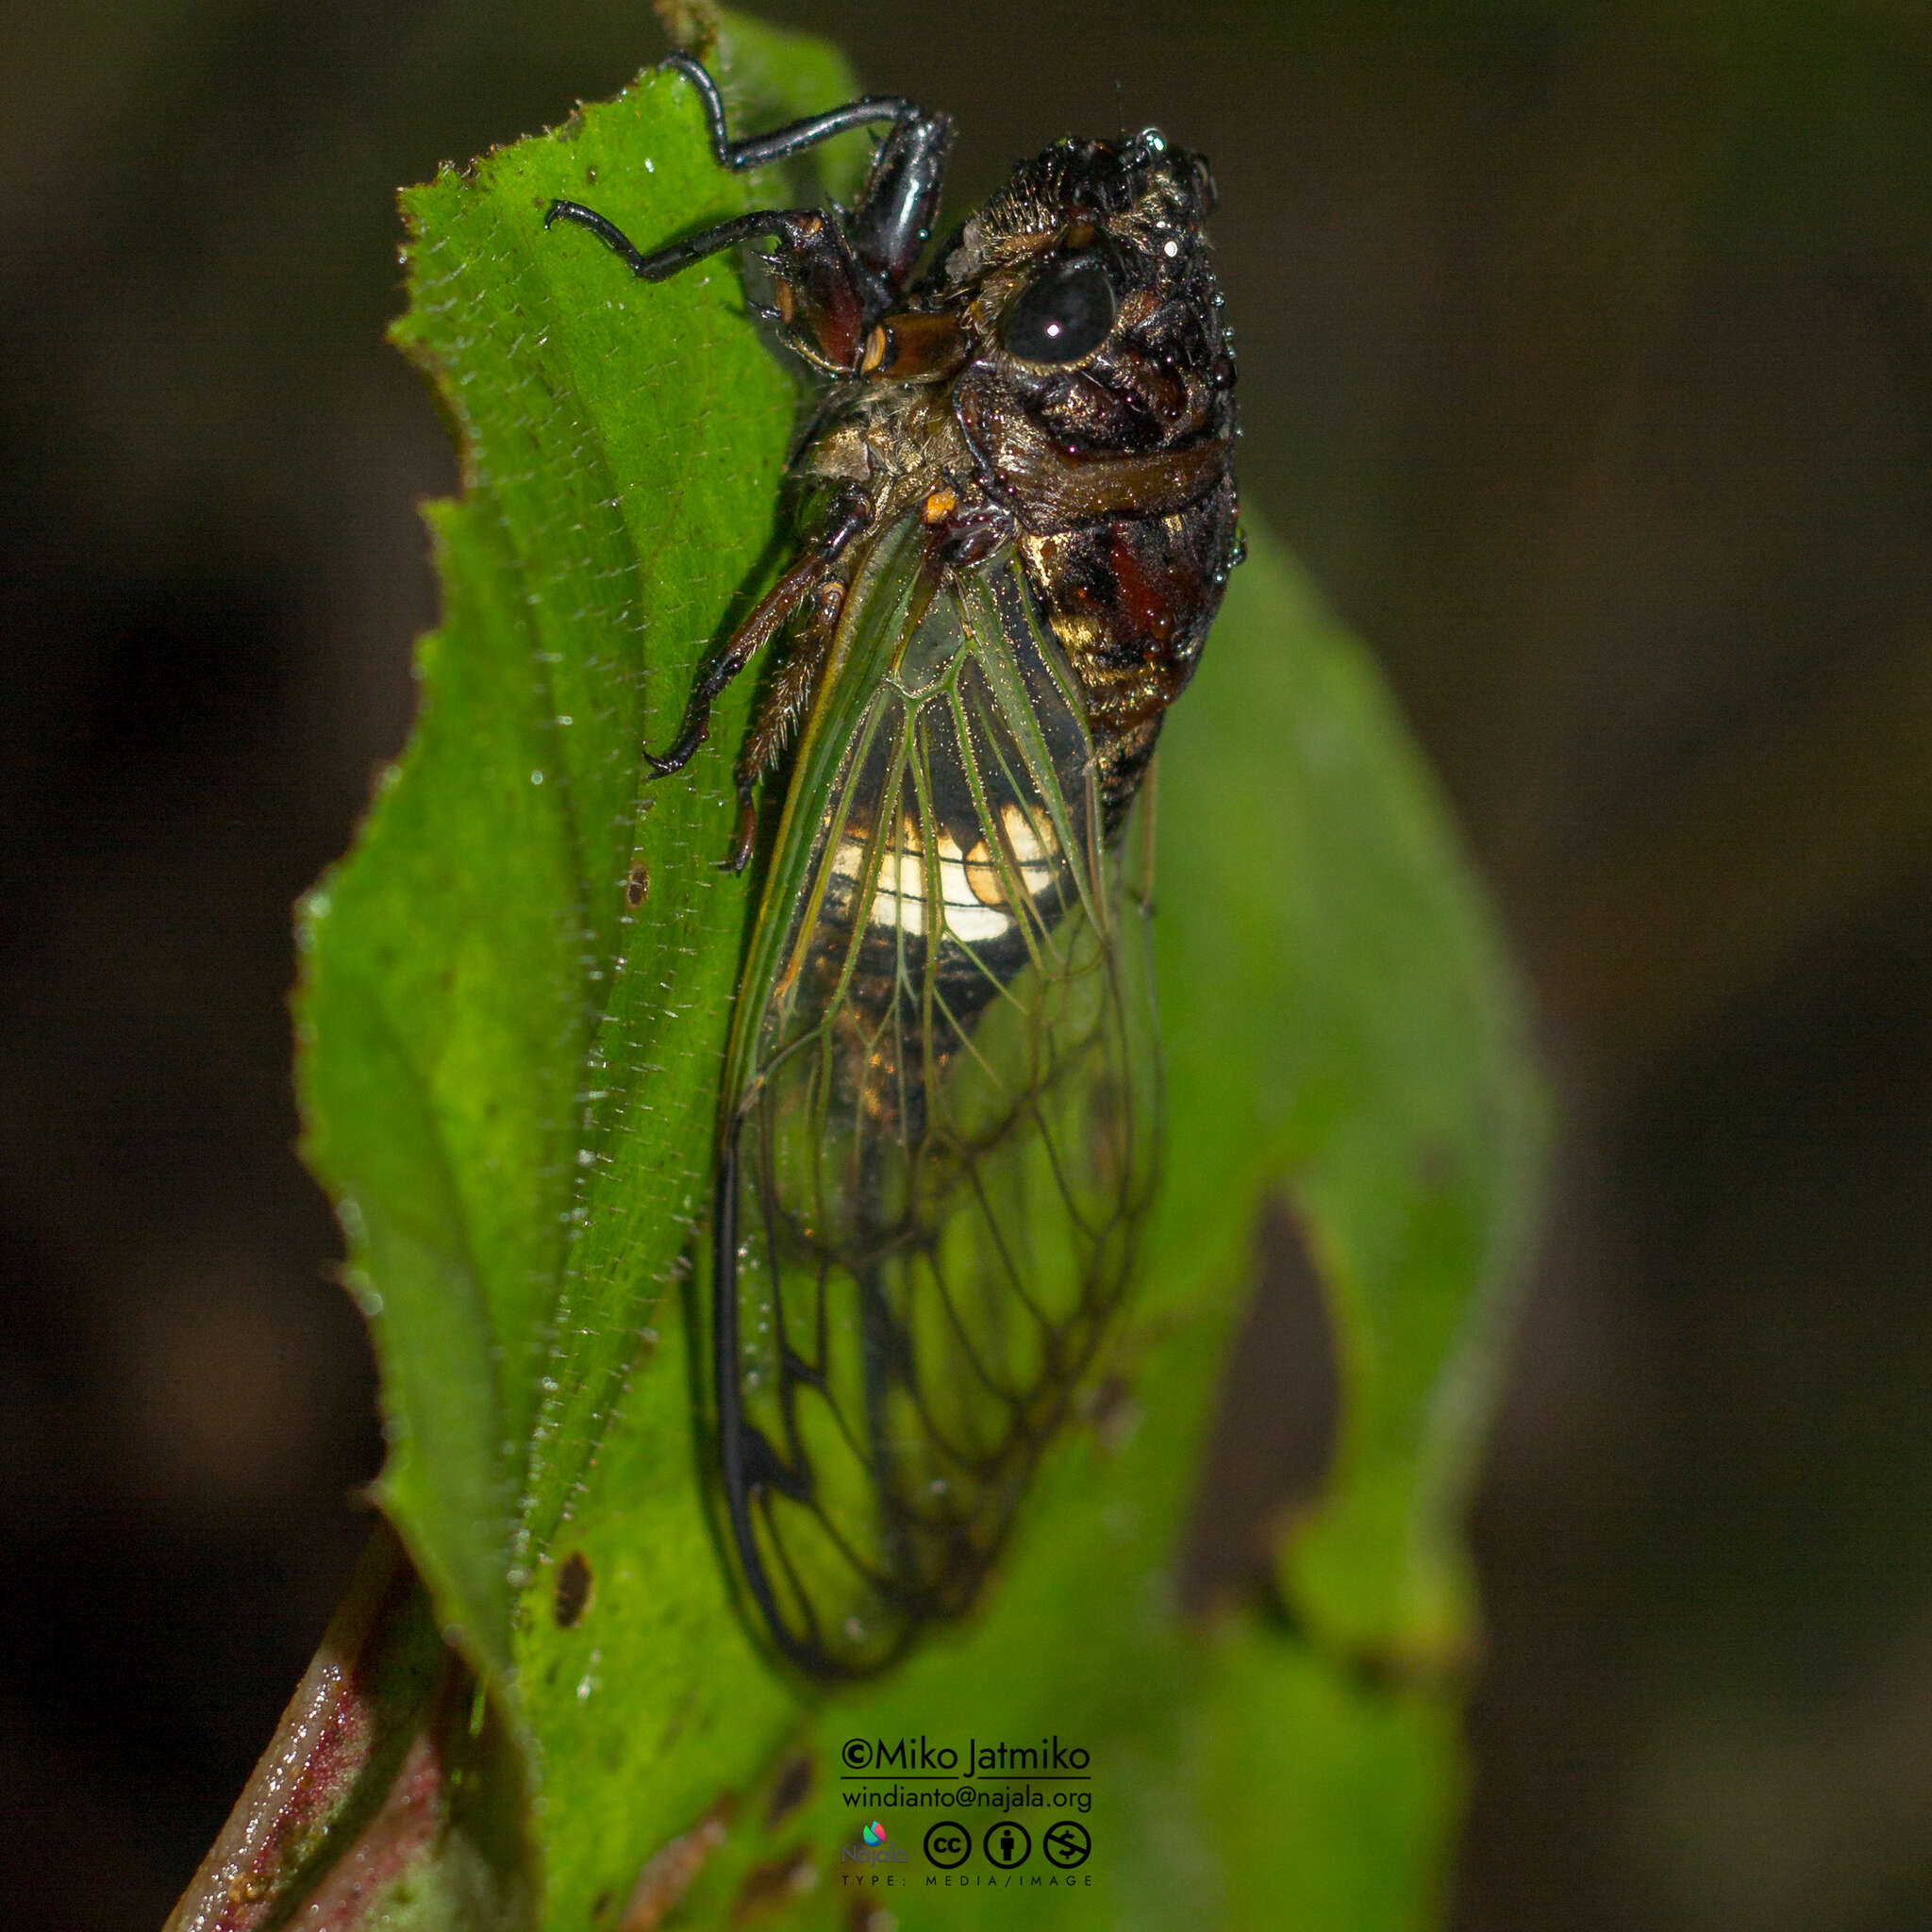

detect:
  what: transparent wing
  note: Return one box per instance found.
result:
[712,518,1159,1678]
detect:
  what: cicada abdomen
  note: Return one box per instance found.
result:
[714,522,1158,1675]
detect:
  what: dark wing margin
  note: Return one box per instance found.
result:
[709,525,1160,1677]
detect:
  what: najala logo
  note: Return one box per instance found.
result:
[842,1822,906,1864]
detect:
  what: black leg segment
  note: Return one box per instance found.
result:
[659,51,954,298]
[663,50,924,174]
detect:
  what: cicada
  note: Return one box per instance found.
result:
[548,53,1240,1677]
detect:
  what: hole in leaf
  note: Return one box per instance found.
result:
[1177,1193,1340,1614]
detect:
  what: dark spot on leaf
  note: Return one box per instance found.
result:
[657,1687,698,1753]
[591,1890,613,1921]
[763,1751,814,1828]
[730,1844,815,1922]
[625,861,649,908]
[554,1551,593,1628]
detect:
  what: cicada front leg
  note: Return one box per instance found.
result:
[637,487,872,870]
[545,193,868,373]
[724,569,851,872]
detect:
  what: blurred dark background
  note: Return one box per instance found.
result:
[4,1,1929,1925]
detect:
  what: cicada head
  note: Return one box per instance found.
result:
[935,131,1237,469]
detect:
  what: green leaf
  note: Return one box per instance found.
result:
[300,5,848,1700]
[289,8,1543,1925]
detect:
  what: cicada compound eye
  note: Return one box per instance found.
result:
[1001,250,1118,363]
